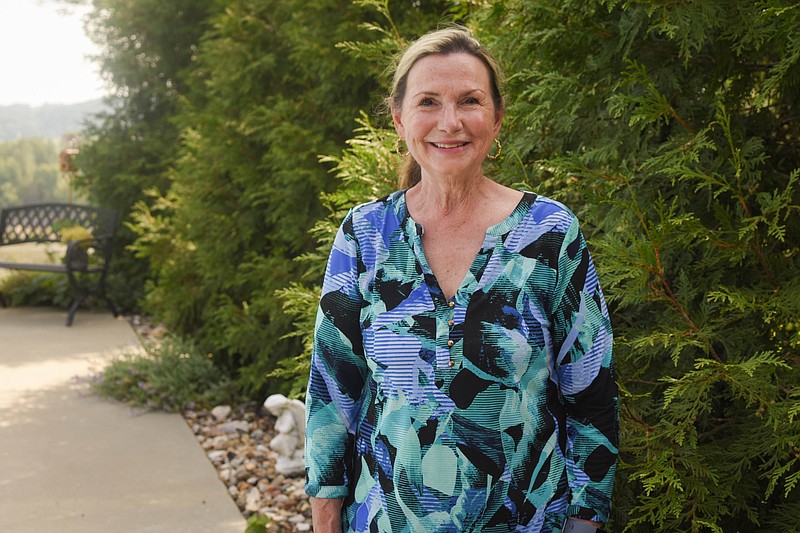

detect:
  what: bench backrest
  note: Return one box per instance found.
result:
[0,203,118,246]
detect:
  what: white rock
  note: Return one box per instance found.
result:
[217,420,250,434]
[275,456,305,477]
[207,450,227,462]
[211,405,232,421]
[211,435,229,448]
[245,487,262,512]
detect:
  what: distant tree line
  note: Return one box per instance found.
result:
[0,100,106,142]
[68,0,799,530]
[0,138,74,207]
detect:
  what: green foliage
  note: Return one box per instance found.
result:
[126,0,373,395]
[0,138,72,207]
[126,0,452,397]
[89,335,234,412]
[66,0,800,527]
[270,0,467,395]
[273,114,400,395]
[74,0,216,312]
[244,513,270,533]
[477,0,800,530]
[0,271,72,308]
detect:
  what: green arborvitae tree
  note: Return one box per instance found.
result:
[271,0,469,395]
[476,1,800,531]
[273,113,402,396]
[127,0,454,395]
[72,0,215,311]
[281,0,800,529]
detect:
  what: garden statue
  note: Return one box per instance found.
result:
[263,394,306,477]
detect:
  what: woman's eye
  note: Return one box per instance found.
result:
[463,97,480,105]
[419,98,435,107]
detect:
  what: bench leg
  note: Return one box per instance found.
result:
[94,268,122,318]
[66,295,88,327]
[106,296,122,318]
[64,275,121,326]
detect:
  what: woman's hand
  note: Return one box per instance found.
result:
[310,497,343,533]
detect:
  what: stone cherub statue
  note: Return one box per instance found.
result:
[263,394,306,477]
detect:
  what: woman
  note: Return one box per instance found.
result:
[305,26,618,533]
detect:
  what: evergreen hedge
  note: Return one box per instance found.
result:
[478,2,800,529]
[76,0,799,529]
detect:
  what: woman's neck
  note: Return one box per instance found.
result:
[407,173,490,220]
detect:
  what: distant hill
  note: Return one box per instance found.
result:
[0,99,109,141]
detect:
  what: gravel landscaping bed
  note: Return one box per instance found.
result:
[127,315,312,531]
[184,403,312,532]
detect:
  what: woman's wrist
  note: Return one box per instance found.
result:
[310,497,343,533]
[562,517,601,532]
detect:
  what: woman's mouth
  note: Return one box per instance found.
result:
[432,142,467,149]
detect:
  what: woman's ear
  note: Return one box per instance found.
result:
[391,104,405,139]
[493,99,505,134]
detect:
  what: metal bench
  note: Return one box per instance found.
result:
[0,203,121,326]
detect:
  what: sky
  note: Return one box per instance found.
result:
[0,0,107,107]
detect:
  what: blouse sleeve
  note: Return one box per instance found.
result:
[305,210,368,499]
[550,215,619,524]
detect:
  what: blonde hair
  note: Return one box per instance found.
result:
[389,25,504,189]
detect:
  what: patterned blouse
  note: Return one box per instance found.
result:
[305,190,618,532]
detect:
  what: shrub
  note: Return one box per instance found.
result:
[0,271,72,308]
[89,335,235,412]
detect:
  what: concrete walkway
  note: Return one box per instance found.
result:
[0,307,247,533]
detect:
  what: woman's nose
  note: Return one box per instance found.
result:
[438,103,463,132]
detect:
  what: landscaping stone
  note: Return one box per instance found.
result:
[127,315,312,532]
[211,405,232,421]
[183,403,312,532]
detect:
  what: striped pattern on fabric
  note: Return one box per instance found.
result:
[305,190,618,532]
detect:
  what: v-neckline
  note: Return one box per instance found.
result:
[401,190,535,303]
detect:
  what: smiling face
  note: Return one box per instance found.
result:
[392,52,503,184]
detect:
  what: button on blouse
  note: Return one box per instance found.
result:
[305,190,618,532]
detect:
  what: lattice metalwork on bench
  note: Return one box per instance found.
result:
[0,203,120,326]
[0,203,117,245]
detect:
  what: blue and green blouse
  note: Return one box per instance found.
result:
[305,190,618,532]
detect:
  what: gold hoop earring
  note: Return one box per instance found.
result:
[395,137,406,155]
[487,138,502,160]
